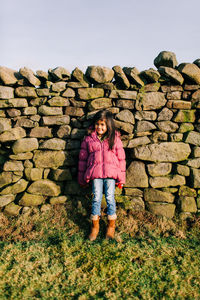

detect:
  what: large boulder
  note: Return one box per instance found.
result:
[134,142,191,162]
[126,161,148,187]
[27,180,61,196]
[85,66,114,84]
[154,51,178,68]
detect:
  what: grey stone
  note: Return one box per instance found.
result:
[39,138,66,150]
[123,67,144,86]
[0,86,14,99]
[144,188,174,203]
[154,51,178,68]
[185,131,200,145]
[136,92,167,110]
[27,180,61,196]
[178,123,194,133]
[146,202,175,218]
[48,97,70,107]
[51,82,66,92]
[15,87,37,98]
[85,66,114,84]
[71,67,90,85]
[9,152,33,160]
[110,90,137,99]
[50,196,69,205]
[112,65,130,89]
[147,163,172,177]
[65,107,84,117]
[177,164,190,176]
[22,107,37,115]
[126,161,148,187]
[24,168,43,181]
[135,111,157,121]
[124,188,143,197]
[62,88,76,98]
[134,142,191,162]
[186,158,200,169]
[0,118,11,134]
[42,115,70,126]
[33,150,67,168]
[19,67,41,86]
[29,127,52,138]
[88,98,112,111]
[158,66,184,85]
[127,136,151,148]
[57,125,71,138]
[151,131,168,143]
[170,133,183,142]
[114,120,134,134]
[38,105,63,116]
[157,108,173,121]
[19,193,45,206]
[0,179,28,195]
[77,88,104,100]
[0,172,13,189]
[140,68,160,82]
[48,67,70,81]
[116,110,135,124]
[4,202,22,216]
[116,99,135,109]
[193,147,200,157]
[3,160,24,171]
[156,121,179,133]
[137,121,156,132]
[149,175,185,188]
[179,196,197,213]
[177,63,200,84]
[36,89,50,97]
[12,138,39,154]
[0,66,18,85]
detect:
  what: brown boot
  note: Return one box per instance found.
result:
[89,218,99,241]
[106,220,116,239]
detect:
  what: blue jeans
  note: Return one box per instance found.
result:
[91,178,116,218]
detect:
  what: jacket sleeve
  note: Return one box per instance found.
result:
[78,138,89,185]
[115,136,126,184]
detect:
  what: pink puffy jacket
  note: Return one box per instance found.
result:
[78,130,126,185]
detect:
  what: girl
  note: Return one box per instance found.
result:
[78,110,126,241]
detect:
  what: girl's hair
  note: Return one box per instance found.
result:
[90,110,116,149]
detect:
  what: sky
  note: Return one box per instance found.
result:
[1,0,200,73]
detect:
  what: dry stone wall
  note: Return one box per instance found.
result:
[0,51,200,218]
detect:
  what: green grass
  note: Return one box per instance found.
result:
[0,202,200,299]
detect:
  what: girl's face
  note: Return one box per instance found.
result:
[95,119,107,137]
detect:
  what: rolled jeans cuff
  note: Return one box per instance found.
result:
[90,214,100,221]
[108,214,117,220]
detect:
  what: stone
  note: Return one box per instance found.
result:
[149,175,185,188]
[50,169,72,181]
[6,109,21,117]
[33,150,67,168]
[193,147,200,157]
[151,131,168,143]
[27,180,61,196]
[85,66,114,84]
[140,68,161,83]
[119,197,145,211]
[77,88,104,100]
[15,87,37,98]
[0,118,11,134]
[30,127,52,138]
[177,63,200,84]
[19,193,45,206]
[154,51,178,68]
[65,107,84,117]
[36,70,48,80]
[186,158,200,169]
[126,161,148,187]
[71,128,86,139]
[30,98,47,107]
[3,160,24,171]
[137,121,156,132]
[62,88,76,98]
[4,202,22,216]
[9,152,33,160]
[127,136,151,148]
[0,179,28,195]
[116,110,135,125]
[157,108,173,121]
[39,138,66,150]
[24,168,43,181]
[179,186,197,197]
[0,98,28,108]
[179,196,197,212]
[50,196,68,205]
[124,188,143,197]
[116,100,135,109]
[146,202,175,218]
[135,111,157,121]
[48,97,70,107]
[69,98,86,108]
[0,194,15,207]
[36,89,50,97]
[65,140,80,150]
[158,66,184,85]
[22,107,37,115]
[167,100,191,110]
[0,86,14,99]
[109,90,137,99]
[193,59,200,68]
[14,116,36,128]
[161,85,183,92]
[67,82,89,88]
[170,133,183,142]
[123,67,144,86]
[112,65,130,89]
[38,105,63,116]
[51,82,66,92]
[42,115,70,126]
[57,125,71,138]
[144,188,174,203]
[19,67,41,86]
[156,121,179,133]
[136,92,166,110]
[166,91,182,100]
[147,163,172,177]
[185,131,200,145]
[114,120,134,134]
[134,142,191,162]
[71,67,90,85]
[173,110,195,123]
[0,66,18,85]
[0,172,13,189]
[140,83,160,92]
[88,98,112,111]
[12,138,39,154]
[48,67,70,81]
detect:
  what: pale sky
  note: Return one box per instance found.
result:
[1,0,200,73]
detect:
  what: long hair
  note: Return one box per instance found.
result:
[90,110,116,150]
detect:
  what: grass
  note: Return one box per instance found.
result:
[0,201,200,299]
